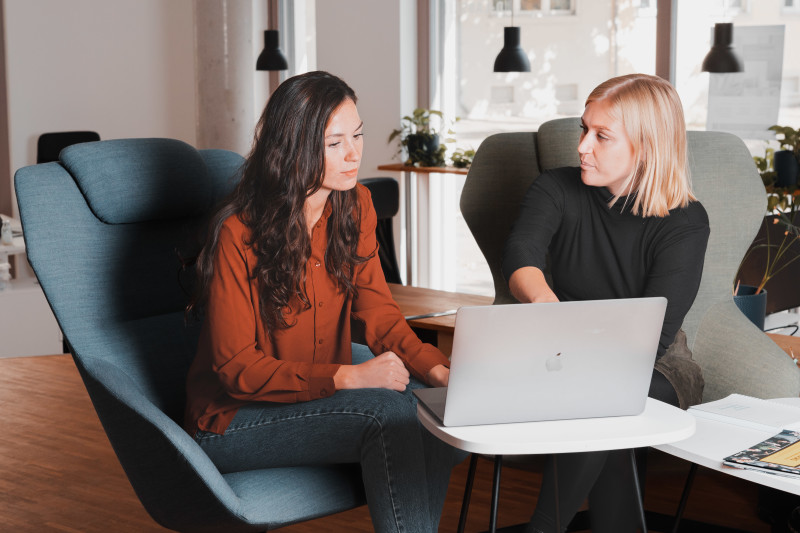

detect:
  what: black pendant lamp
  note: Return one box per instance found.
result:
[493,3,530,72]
[256,0,287,71]
[701,23,743,73]
[256,29,288,71]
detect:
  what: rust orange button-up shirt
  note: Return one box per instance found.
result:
[184,184,449,435]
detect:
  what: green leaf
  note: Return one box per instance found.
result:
[768,195,780,211]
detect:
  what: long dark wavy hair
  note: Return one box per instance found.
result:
[188,71,369,331]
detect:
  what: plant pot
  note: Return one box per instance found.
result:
[405,133,441,167]
[734,284,767,330]
[774,150,799,187]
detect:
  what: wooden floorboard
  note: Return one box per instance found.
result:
[0,354,773,532]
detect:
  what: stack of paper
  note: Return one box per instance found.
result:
[689,394,800,433]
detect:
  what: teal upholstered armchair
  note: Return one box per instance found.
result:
[460,118,800,402]
[15,139,365,532]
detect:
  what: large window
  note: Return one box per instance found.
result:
[673,0,800,134]
[492,0,575,15]
[451,0,658,145]
[431,0,658,295]
[425,0,800,296]
[784,0,800,13]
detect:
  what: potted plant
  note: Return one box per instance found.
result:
[388,108,456,167]
[735,128,800,328]
[450,147,475,169]
[734,186,800,328]
[770,125,800,187]
[753,147,776,188]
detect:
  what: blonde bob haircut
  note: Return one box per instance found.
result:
[585,73,695,218]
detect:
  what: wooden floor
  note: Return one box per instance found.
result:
[0,354,772,532]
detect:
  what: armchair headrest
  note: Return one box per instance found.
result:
[537,117,581,171]
[60,138,243,224]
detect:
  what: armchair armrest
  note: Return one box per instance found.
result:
[692,300,800,401]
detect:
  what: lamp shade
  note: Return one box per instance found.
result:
[493,27,530,73]
[701,23,743,73]
[256,30,288,71]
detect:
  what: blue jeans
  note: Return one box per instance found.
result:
[195,344,466,533]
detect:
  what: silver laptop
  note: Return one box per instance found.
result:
[413,297,667,427]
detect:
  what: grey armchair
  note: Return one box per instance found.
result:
[15,138,365,532]
[460,117,800,402]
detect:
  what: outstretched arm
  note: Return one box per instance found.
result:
[508,266,559,303]
[503,171,564,303]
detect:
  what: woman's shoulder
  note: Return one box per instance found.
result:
[538,166,581,184]
[531,166,581,194]
[355,182,377,221]
[668,199,709,228]
[219,212,250,244]
[221,212,246,231]
[648,201,709,246]
[686,199,709,222]
[355,182,371,205]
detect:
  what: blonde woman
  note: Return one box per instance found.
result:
[503,73,710,532]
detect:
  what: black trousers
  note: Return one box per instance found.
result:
[525,369,679,533]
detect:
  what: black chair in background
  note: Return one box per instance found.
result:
[37,131,100,164]
[361,177,402,284]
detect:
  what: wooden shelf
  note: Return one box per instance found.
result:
[377,163,469,175]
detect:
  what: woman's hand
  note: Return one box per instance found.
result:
[508,266,559,303]
[426,364,449,387]
[334,351,410,391]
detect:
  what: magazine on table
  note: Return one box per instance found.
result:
[723,429,800,478]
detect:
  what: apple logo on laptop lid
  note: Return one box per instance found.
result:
[545,352,564,372]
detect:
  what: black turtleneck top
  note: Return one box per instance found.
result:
[502,166,710,357]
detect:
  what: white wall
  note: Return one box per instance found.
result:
[4,0,197,219]
[3,0,416,210]
[315,0,416,176]
[314,1,416,284]
[1,0,199,356]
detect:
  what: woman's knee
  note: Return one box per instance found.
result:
[648,368,679,407]
[367,388,418,423]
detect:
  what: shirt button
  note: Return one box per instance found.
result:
[318,301,324,307]
[318,339,323,344]
[321,388,328,396]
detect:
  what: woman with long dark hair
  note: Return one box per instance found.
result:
[184,71,462,533]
